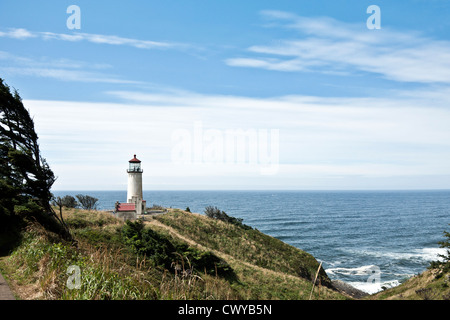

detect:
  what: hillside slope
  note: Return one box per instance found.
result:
[152,210,332,286]
[148,209,347,299]
[367,268,450,300]
[0,208,348,300]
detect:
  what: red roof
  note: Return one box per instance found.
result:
[129,154,141,163]
[116,203,136,212]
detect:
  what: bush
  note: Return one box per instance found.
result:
[415,288,436,300]
[429,226,450,276]
[175,243,235,279]
[204,206,252,230]
[121,220,235,279]
[51,195,78,210]
[61,195,78,208]
[76,194,98,211]
[122,220,175,267]
[15,200,68,236]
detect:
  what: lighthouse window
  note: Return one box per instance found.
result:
[129,163,141,171]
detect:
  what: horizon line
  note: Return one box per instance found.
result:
[51,188,450,192]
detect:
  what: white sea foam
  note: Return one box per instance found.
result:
[348,280,401,295]
[326,247,446,294]
[419,247,446,262]
[326,264,413,294]
[325,265,400,294]
[326,265,379,277]
[342,247,446,262]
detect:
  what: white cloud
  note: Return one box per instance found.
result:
[0,51,143,84]
[226,11,450,84]
[0,27,180,50]
[40,31,176,49]
[2,66,143,84]
[225,57,310,72]
[24,87,450,190]
[0,27,190,84]
[0,28,36,39]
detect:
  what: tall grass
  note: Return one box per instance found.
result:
[1,209,242,300]
[0,208,346,300]
[154,210,331,287]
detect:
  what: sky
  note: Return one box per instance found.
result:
[1,0,450,191]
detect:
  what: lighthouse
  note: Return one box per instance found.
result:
[127,154,143,204]
[114,154,146,219]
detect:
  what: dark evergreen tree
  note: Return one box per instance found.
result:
[0,78,71,240]
[430,225,450,276]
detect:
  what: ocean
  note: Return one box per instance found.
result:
[52,190,450,294]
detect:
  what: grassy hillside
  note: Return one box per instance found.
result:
[367,269,450,300]
[0,208,347,300]
[153,210,332,287]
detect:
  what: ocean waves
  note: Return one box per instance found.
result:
[349,279,401,295]
[338,247,446,266]
[326,264,406,294]
[324,247,446,293]
[52,190,450,295]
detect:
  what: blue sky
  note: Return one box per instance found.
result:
[1,1,450,190]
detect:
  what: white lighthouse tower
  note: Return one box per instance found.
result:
[125,154,146,215]
[114,154,146,220]
[127,154,143,203]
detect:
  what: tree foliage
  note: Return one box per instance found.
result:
[204,205,252,230]
[76,194,98,211]
[52,195,78,209]
[0,78,71,239]
[62,195,78,208]
[430,225,450,276]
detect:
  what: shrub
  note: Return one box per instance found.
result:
[61,195,78,208]
[122,220,175,267]
[204,206,252,230]
[175,243,235,280]
[415,288,436,300]
[76,194,98,211]
[51,195,78,211]
[121,220,235,279]
[429,226,450,277]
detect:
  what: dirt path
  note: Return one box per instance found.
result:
[0,272,15,300]
[146,219,306,282]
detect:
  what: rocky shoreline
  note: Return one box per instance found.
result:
[331,280,369,299]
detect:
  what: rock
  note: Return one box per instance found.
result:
[331,280,368,299]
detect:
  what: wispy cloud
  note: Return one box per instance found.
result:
[40,31,176,49]
[0,50,143,84]
[27,87,450,189]
[226,10,450,84]
[2,67,142,84]
[0,27,181,50]
[0,28,36,39]
[0,27,196,84]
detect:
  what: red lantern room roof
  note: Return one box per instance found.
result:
[129,154,141,163]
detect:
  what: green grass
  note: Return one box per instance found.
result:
[154,210,331,288]
[0,207,347,300]
[367,269,450,300]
